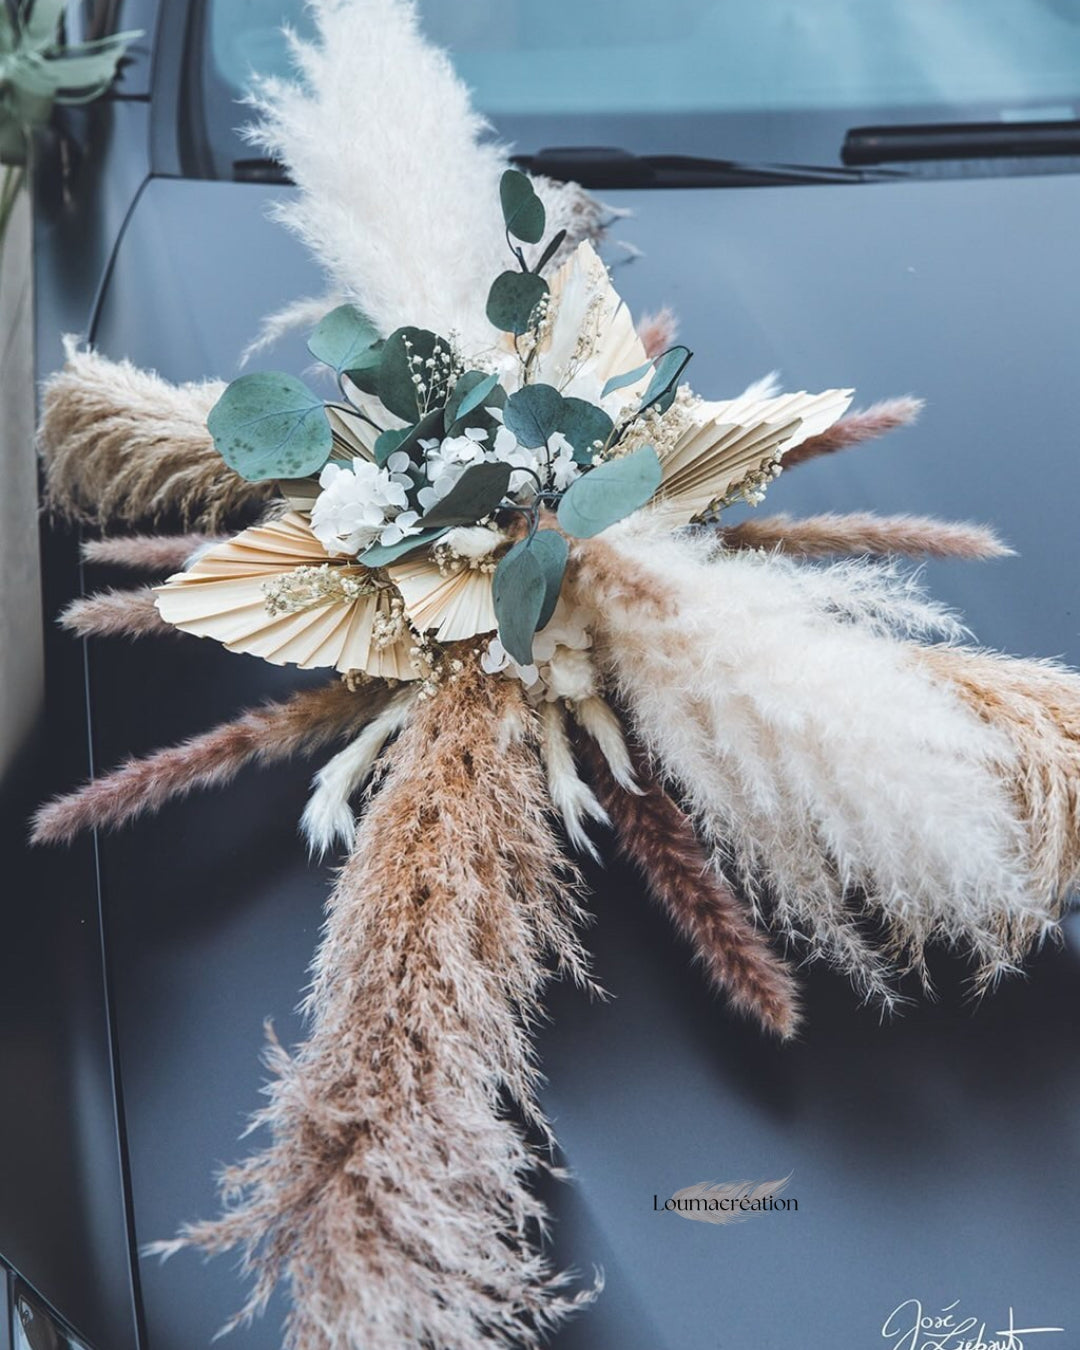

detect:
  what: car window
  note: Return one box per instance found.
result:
[186,0,1080,177]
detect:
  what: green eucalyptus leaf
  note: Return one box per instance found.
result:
[359,527,449,568]
[532,228,568,275]
[21,0,64,49]
[601,361,653,401]
[558,397,614,463]
[503,383,565,449]
[486,270,548,336]
[493,539,547,666]
[343,340,384,395]
[531,529,569,630]
[207,372,332,483]
[446,370,503,427]
[557,445,662,539]
[378,326,453,422]
[499,168,545,244]
[419,462,512,529]
[308,304,379,373]
[639,345,693,416]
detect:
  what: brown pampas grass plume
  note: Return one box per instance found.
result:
[636,307,678,359]
[149,660,597,1350]
[720,512,1011,561]
[30,682,382,845]
[918,644,1080,932]
[576,731,801,1039]
[38,343,274,529]
[782,396,923,470]
[59,587,178,640]
[82,533,225,571]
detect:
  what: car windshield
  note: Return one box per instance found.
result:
[187,0,1080,178]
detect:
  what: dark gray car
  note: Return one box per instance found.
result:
[5,2,1080,1347]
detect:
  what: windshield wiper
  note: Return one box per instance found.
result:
[843,120,1080,166]
[512,146,901,188]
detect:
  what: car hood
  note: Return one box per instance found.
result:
[90,169,1080,1350]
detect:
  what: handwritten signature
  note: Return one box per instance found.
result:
[882,1298,1063,1350]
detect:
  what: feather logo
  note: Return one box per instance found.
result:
[657,1173,794,1225]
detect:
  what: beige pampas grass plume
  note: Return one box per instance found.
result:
[782,395,923,469]
[81,533,225,572]
[31,681,383,845]
[59,587,178,640]
[150,660,597,1350]
[576,523,1052,1004]
[720,512,1011,562]
[39,342,272,530]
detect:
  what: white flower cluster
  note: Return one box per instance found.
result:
[481,600,595,702]
[310,458,421,556]
[417,420,581,513]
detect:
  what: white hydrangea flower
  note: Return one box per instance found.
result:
[416,428,489,512]
[481,600,594,700]
[310,460,421,557]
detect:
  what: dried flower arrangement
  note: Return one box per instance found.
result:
[31,1,1080,1346]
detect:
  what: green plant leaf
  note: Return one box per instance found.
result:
[531,529,569,630]
[373,427,411,466]
[504,383,565,449]
[359,527,449,568]
[446,370,503,427]
[558,397,614,462]
[601,361,653,401]
[639,345,693,416]
[486,270,548,336]
[493,540,545,665]
[378,327,452,422]
[532,227,568,275]
[308,304,379,374]
[557,445,662,538]
[207,373,332,483]
[499,168,545,244]
[420,462,512,528]
[20,0,64,49]
[343,341,384,395]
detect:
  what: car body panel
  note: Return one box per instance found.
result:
[58,170,1080,1347]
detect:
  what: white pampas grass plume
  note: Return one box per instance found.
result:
[247,0,602,353]
[39,341,272,529]
[666,1175,792,1226]
[539,702,609,861]
[241,291,345,364]
[300,689,417,857]
[575,523,1050,1003]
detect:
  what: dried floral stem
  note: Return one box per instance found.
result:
[59,587,176,640]
[82,533,224,571]
[39,343,274,529]
[31,682,382,845]
[718,512,1011,561]
[782,396,923,470]
[576,730,801,1039]
[151,661,596,1350]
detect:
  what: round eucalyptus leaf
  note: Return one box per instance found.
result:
[307,304,380,373]
[531,529,570,630]
[420,462,512,529]
[447,371,504,429]
[559,397,614,462]
[486,270,548,336]
[499,168,546,244]
[359,527,449,568]
[639,345,693,416]
[557,445,663,539]
[493,539,547,666]
[207,372,332,483]
[504,383,565,449]
[378,327,453,423]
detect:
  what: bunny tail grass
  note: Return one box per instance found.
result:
[59,587,177,640]
[38,342,273,530]
[636,307,679,359]
[720,512,1012,561]
[577,730,801,1039]
[31,682,385,846]
[148,660,598,1350]
[782,396,923,469]
[81,533,225,571]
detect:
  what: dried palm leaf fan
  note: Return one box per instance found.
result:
[32,1,1080,1346]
